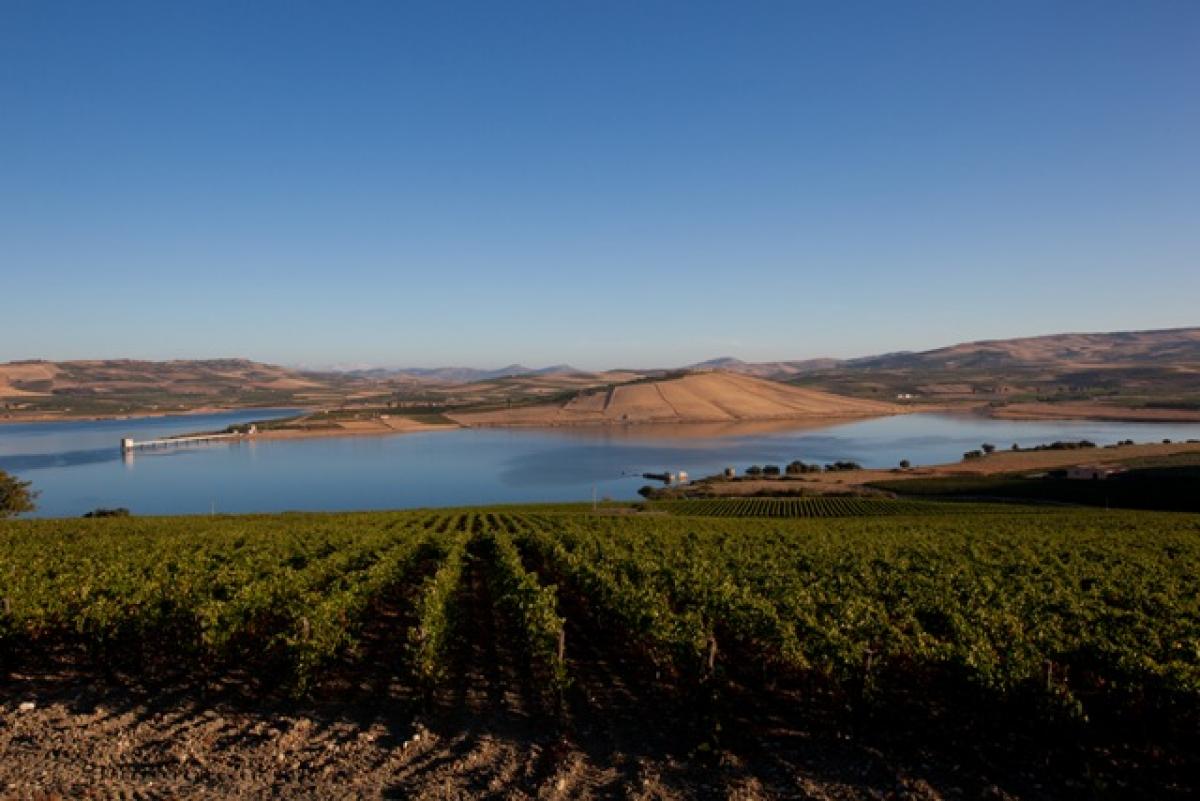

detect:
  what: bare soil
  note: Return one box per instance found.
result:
[0,554,1129,801]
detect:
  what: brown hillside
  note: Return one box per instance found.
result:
[448,371,902,427]
[0,359,327,399]
[0,362,61,397]
[851,327,1200,370]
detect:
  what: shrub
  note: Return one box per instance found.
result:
[0,469,36,517]
[83,507,131,518]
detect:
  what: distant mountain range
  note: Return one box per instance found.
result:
[303,327,1200,385]
[341,364,583,383]
[5,327,1198,417]
[688,356,842,378]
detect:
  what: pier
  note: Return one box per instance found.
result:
[120,427,255,453]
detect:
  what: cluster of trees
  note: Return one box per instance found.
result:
[745,460,862,476]
[82,507,131,518]
[967,440,1109,461]
[1011,440,1098,453]
[964,443,999,460]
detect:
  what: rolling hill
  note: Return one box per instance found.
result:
[447,371,902,427]
[5,326,1198,423]
[693,327,1200,379]
[0,359,374,416]
[845,327,1200,370]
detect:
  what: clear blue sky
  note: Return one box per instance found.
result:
[2,1,1198,369]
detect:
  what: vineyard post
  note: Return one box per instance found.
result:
[1043,659,1054,693]
[706,634,718,676]
[555,623,568,719]
[860,647,876,701]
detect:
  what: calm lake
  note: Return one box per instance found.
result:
[4,409,1200,518]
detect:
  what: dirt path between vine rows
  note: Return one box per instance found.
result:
[0,547,1175,800]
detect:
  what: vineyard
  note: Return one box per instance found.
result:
[3,504,1199,797]
[651,495,1018,517]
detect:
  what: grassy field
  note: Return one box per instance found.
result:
[2,502,1198,798]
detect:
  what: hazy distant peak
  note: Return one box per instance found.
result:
[688,356,842,379]
[337,363,586,383]
[692,357,749,369]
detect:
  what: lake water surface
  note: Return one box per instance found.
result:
[4,410,1200,518]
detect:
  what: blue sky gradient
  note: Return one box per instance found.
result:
[2,1,1198,369]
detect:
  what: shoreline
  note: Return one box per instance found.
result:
[7,400,1200,440]
[671,440,1200,498]
[251,419,457,440]
[0,405,310,426]
[447,410,905,429]
[228,412,897,442]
